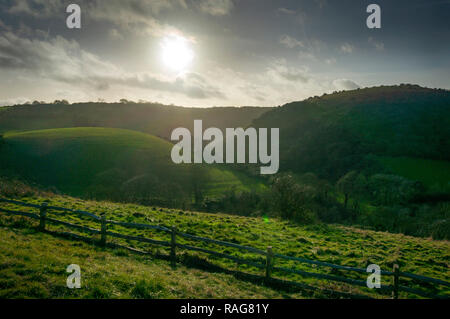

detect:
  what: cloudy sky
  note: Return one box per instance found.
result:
[0,0,449,107]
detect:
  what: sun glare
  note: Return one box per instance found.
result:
[161,36,194,71]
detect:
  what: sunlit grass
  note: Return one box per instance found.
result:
[0,194,448,298]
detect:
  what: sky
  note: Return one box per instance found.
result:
[0,0,449,107]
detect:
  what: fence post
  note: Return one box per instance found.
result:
[100,213,107,247]
[39,203,48,231]
[265,246,273,281]
[171,226,177,267]
[392,263,399,299]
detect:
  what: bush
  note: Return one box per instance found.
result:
[270,174,317,224]
[429,219,450,240]
[0,177,52,198]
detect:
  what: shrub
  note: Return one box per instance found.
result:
[429,219,450,240]
[0,178,47,198]
[270,174,317,224]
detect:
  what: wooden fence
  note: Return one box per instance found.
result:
[0,197,449,299]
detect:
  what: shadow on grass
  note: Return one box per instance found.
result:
[1,216,372,299]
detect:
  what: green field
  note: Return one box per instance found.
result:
[0,87,449,299]
[0,226,298,299]
[377,156,450,191]
[0,128,264,202]
[0,194,448,298]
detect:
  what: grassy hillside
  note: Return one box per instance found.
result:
[0,102,270,140]
[0,194,448,298]
[2,86,448,186]
[375,156,450,191]
[0,226,296,299]
[0,85,448,241]
[253,85,450,181]
[0,128,264,205]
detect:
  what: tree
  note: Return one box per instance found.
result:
[318,179,333,200]
[53,99,69,105]
[189,166,209,207]
[368,174,423,205]
[270,174,316,224]
[120,99,135,104]
[336,171,359,208]
[300,172,332,200]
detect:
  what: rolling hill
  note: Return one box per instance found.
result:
[0,128,265,206]
[252,85,450,183]
[0,86,449,299]
[0,102,270,140]
[0,85,449,237]
[1,85,449,188]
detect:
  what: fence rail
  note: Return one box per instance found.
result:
[0,197,448,299]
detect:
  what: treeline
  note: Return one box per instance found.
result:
[252,85,450,180]
[1,167,448,240]
[198,172,449,240]
[0,101,269,139]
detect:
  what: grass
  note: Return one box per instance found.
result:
[377,156,450,191]
[0,225,298,299]
[1,127,263,199]
[0,194,448,298]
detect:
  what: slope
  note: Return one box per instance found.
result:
[0,102,270,140]
[0,193,448,298]
[0,225,296,299]
[252,85,450,181]
[0,128,264,205]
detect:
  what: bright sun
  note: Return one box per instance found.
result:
[161,36,194,71]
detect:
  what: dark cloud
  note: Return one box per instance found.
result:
[0,0,448,106]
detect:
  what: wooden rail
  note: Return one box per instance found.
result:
[0,198,448,299]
